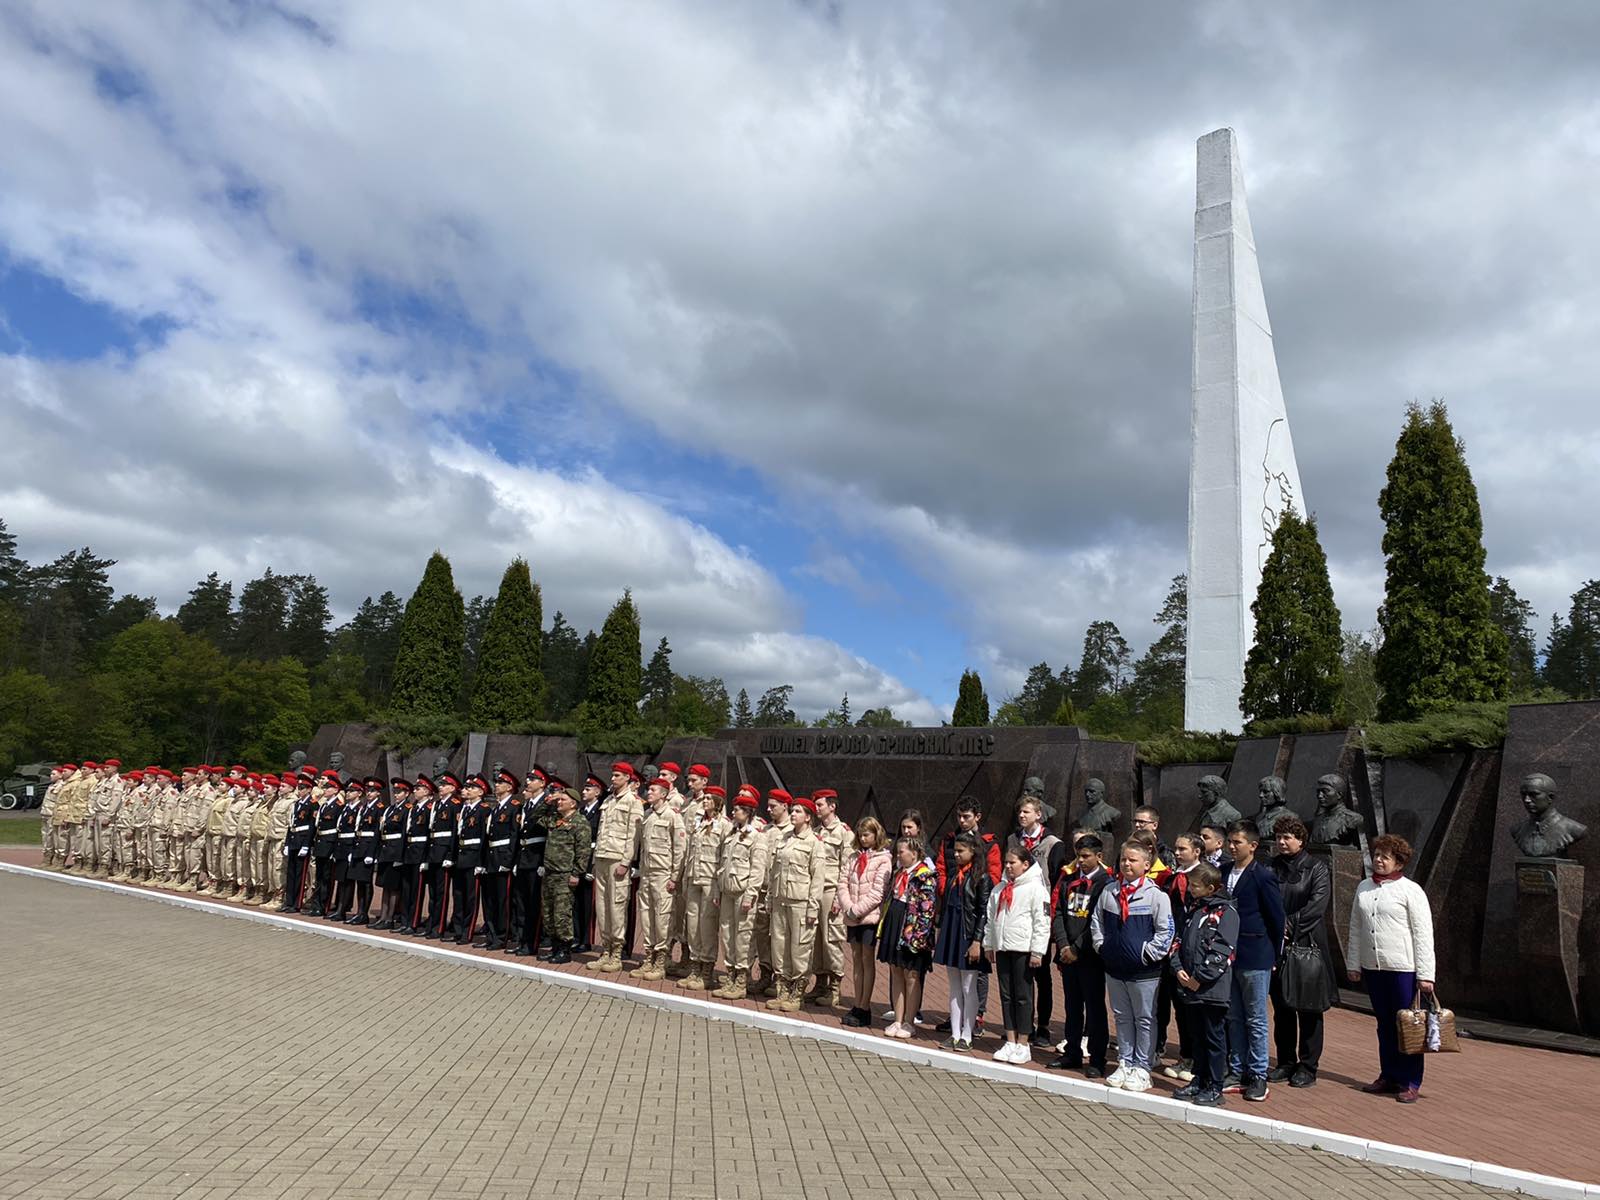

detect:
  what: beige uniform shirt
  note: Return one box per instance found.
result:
[816,817,856,890]
[40,780,61,821]
[57,773,92,823]
[207,792,230,835]
[250,795,274,839]
[715,823,770,897]
[638,803,685,881]
[129,785,152,829]
[222,791,251,837]
[768,827,826,907]
[594,788,644,863]
[156,784,182,832]
[268,792,294,839]
[682,814,731,888]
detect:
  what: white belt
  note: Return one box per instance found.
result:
[489,838,511,847]
[339,832,356,839]
[383,833,403,840]
[432,831,453,839]
[292,825,311,832]
[460,837,482,846]
[527,836,547,844]
[408,835,428,843]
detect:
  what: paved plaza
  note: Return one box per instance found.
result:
[0,871,1539,1200]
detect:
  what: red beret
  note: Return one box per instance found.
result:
[229,764,247,773]
[813,788,838,801]
[687,764,710,779]
[705,785,726,798]
[734,790,759,810]
[767,789,791,805]
[648,776,673,791]
[104,758,122,768]
[60,763,77,772]
[611,762,638,779]
[736,784,760,801]
[789,794,817,815]
[659,762,681,775]
[82,761,99,770]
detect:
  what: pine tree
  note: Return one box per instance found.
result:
[390,552,467,718]
[640,637,674,723]
[582,590,642,728]
[1487,576,1538,695]
[232,569,294,660]
[468,557,546,726]
[1375,402,1508,719]
[951,669,990,725]
[284,577,332,666]
[1071,621,1130,709]
[541,611,586,719]
[1129,575,1187,730]
[460,594,493,699]
[1542,581,1600,699]
[733,687,754,728]
[754,684,796,726]
[0,518,25,599]
[346,591,404,699]
[177,572,235,646]
[1240,509,1343,722]
[839,693,852,725]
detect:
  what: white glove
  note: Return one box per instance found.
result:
[418,862,428,872]
[298,846,309,857]
[630,868,639,879]
[474,866,485,876]
[536,866,546,877]
[364,857,374,866]
[281,847,289,858]
[442,859,453,868]
[584,873,594,881]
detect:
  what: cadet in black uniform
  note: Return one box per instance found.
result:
[281,777,318,912]
[573,774,605,952]
[374,777,410,929]
[450,774,489,944]
[345,777,384,925]
[400,775,433,934]
[308,781,345,917]
[327,779,363,920]
[479,770,519,951]
[511,771,551,956]
[424,773,461,938]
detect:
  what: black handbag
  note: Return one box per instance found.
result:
[1278,939,1335,1012]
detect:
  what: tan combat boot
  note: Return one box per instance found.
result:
[821,974,841,1009]
[639,950,667,981]
[712,968,742,999]
[765,978,790,1010]
[628,949,653,979]
[596,941,624,973]
[803,973,826,1001]
[680,962,707,991]
[700,962,720,993]
[780,977,805,1012]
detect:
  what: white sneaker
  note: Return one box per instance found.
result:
[1106,1065,1130,1088]
[993,1043,1012,1061]
[1123,1068,1152,1093]
[882,1009,896,1023]
[1010,1042,1032,1064]
[1162,1064,1182,1079]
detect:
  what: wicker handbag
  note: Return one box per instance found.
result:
[1396,989,1459,1054]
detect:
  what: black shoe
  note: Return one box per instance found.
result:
[485,938,504,951]
[1192,1088,1224,1107]
[549,947,572,964]
[396,925,413,936]
[348,915,368,926]
[1045,1056,1082,1071]
[1084,1065,1104,1080]
[1289,1066,1317,1088]
[303,907,323,917]
[454,935,469,945]
[1221,1073,1243,1094]
[327,911,346,922]
[935,1019,953,1033]
[1030,1030,1055,1049]
[1267,1064,1295,1083]
[841,1008,866,1027]
[571,942,590,955]
[1173,1083,1201,1101]
[1243,1078,1269,1102]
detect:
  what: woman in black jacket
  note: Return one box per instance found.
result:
[932,831,992,1052]
[1269,816,1335,1087]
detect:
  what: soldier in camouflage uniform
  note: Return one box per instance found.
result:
[539,788,592,963]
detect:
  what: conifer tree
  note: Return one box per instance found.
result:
[1240,509,1342,722]
[639,637,674,723]
[390,552,466,718]
[469,558,546,726]
[1375,402,1507,719]
[951,669,990,725]
[582,590,642,728]
[733,687,754,728]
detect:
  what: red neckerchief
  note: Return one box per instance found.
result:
[998,876,1016,912]
[854,850,869,878]
[1372,870,1404,884]
[1116,877,1143,921]
[1021,828,1040,853]
[894,870,908,900]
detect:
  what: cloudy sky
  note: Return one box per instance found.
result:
[2,2,1597,722]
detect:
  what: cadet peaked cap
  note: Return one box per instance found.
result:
[464,773,490,791]
[413,775,435,792]
[584,774,605,789]
[789,794,817,815]
[363,776,384,789]
[343,779,363,791]
[437,772,461,788]
[546,776,567,791]
[528,767,547,781]
[390,778,412,791]
[495,769,518,787]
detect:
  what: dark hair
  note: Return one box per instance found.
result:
[956,795,982,816]
[1073,833,1104,854]
[1370,833,1412,867]
[1004,844,1031,867]
[1133,804,1160,821]
[1191,862,1222,892]
[1128,829,1157,854]
[954,830,982,854]
[896,835,925,862]
[1226,819,1261,845]
[1201,823,1229,840]
[1274,815,1309,843]
[899,809,925,833]
[1173,832,1203,853]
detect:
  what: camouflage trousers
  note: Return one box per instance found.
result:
[541,873,576,941]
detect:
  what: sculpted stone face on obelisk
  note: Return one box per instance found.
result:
[1185,128,1304,733]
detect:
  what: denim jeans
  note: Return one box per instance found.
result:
[1226,968,1271,1079]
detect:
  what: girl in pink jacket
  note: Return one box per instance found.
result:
[838,817,892,1027]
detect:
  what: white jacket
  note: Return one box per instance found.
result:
[1346,876,1436,982]
[982,863,1050,956]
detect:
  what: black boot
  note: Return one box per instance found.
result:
[549,940,572,964]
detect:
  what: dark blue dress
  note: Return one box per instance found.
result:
[933,881,969,969]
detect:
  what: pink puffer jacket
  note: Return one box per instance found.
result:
[839,848,893,926]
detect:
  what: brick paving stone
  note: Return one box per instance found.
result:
[0,868,1566,1200]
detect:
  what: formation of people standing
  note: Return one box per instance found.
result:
[36,761,1438,1108]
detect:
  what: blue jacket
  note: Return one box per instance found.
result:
[1089,876,1174,981]
[1225,859,1285,971]
[1173,894,1239,1007]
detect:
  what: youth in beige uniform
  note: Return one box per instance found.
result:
[265,780,294,906]
[96,771,126,878]
[630,778,686,981]
[677,784,730,991]
[39,770,65,866]
[765,795,827,1012]
[712,786,771,999]
[129,776,155,880]
[222,781,252,897]
[86,764,121,876]
[55,765,93,867]
[585,764,644,973]
[178,771,214,891]
[657,762,692,975]
[204,784,230,892]
[806,790,856,1007]
[109,772,142,879]
[751,792,792,994]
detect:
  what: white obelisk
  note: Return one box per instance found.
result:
[1185,128,1304,733]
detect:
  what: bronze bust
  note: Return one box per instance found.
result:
[286,749,307,773]
[1510,773,1588,859]
[1019,775,1056,823]
[1077,777,1120,835]
[431,753,451,778]
[1195,775,1241,829]
[1309,774,1363,846]
[1254,776,1292,842]
[327,751,346,782]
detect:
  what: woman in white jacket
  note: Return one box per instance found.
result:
[1345,834,1437,1104]
[983,848,1050,1063]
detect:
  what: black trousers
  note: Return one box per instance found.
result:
[1269,976,1325,1071]
[511,868,541,949]
[450,870,477,938]
[1155,970,1178,1054]
[284,852,311,910]
[1187,1002,1228,1089]
[398,865,421,928]
[312,856,335,912]
[1029,959,1054,1036]
[1061,958,1109,1068]
[480,871,510,942]
[572,875,595,946]
[995,951,1035,1036]
[423,866,450,934]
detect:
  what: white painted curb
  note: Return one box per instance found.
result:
[6,862,1593,1199]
